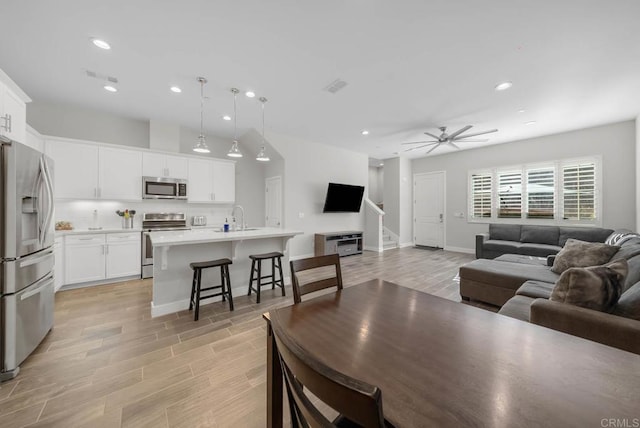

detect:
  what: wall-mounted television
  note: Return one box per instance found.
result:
[322,183,365,213]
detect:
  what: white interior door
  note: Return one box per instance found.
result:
[265,176,282,227]
[414,172,445,248]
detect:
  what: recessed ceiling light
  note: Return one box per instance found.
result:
[525,121,537,125]
[170,86,182,93]
[494,81,513,91]
[361,130,369,135]
[222,115,231,121]
[103,85,117,92]
[379,162,384,166]
[91,38,111,50]
[245,91,255,98]
[518,109,526,113]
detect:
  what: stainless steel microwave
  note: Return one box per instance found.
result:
[142,176,188,199]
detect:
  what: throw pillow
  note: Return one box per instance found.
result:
[551,238,619,274]
[550,260,628,312]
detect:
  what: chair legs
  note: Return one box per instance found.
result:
[248,255,285,303]
[190,261,234,321]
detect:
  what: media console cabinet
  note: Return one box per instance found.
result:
[314,231,363,257]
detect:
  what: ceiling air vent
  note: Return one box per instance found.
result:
[323,79,348,94]
[85,69,119,84]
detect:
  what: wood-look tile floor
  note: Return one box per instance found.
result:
[0,247,483,427]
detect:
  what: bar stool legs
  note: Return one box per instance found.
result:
[247,252,285,304]
[189,258,234,321]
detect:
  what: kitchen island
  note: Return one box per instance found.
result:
[148,227,302,317]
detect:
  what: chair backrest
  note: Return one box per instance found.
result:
[290,254,343,304]
[271,317,387,428]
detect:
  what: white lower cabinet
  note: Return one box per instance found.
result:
[54,237,64,292]
[64,232,141,286]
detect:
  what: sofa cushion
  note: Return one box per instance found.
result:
[460,259,560,292]
[551,239,619,274]
[498,295,534,322]
[517,243,562,257]
[550,259,628,312]
[494,254,547,266]
[558,227,614,247]
[613,282,640,321]
[520,225,559,245]
[489,224,521,241]
[623,254,640,292]
[483,240,521,254]
[516,280,555,299]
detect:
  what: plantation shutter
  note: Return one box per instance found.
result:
[526,167,555,219]
[498,170,522,218]
[562,161,596,220]
[470,173,492,219]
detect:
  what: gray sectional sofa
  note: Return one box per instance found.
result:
[476,224,613,259]
[459,230,640,355]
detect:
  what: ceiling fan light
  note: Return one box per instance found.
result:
[227,140,243,158]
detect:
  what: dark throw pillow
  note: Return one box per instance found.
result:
[551,238,619,274]
[550,259,628,313]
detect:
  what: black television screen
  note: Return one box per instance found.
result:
[322,183,365,213]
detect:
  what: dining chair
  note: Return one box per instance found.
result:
[290,254,343,304]
[271,318,391,428]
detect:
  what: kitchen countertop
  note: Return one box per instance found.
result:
[148,227,303,247]
[55,228,143,236]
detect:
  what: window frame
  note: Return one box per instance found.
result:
[467,156,602,226]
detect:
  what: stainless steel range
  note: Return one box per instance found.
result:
[142,213,189,278]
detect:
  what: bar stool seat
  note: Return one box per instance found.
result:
[247,252,285,304]
[189,257,233,321]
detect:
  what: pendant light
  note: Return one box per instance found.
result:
[227,88,243,158]
[193,77,210,154]
[256,97,270,162]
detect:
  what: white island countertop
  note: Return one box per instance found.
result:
[149,227,303,247]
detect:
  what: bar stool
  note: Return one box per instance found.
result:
[189,258,234,321]
[247,252,285,304]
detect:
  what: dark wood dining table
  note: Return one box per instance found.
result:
[264,279,640,427]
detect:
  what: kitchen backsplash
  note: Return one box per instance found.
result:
[55,200,236,230]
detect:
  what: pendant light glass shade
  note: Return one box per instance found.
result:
[193,77,210,154]
[227,88,242,158]
[256,96,270,161]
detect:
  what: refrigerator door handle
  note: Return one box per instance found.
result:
[19,247,55,268]
[39,156,54,246]
[20,273,54,300]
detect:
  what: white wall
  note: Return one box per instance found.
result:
[267,131,368,257]
[382,157,413,245]
[150,120,180,152]
[636,115,640,231]
[368,166,382,203]
[412,120,637,252]
[27,100,149,148]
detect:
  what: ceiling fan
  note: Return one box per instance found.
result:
[402,125,498,154]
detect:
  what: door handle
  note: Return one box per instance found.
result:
[20,274,54,300]
[439,213,443,223]
[20,248,54,268]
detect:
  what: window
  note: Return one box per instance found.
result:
[468,157,600,224]
[470,173,492,218]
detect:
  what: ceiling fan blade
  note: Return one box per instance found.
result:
[447,125,473,140]
[448,142,461,150]
[424,132,442,140]
[455,128,498,139]
[404,144,434,152]
[401,140,438,145]
[426,144,441,154]
[451,139,488,143]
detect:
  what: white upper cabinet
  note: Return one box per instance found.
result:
[187,158,235,203]
[212,160,235,203]
[46,140,99,199]
[0,70,29,144]
[143,152,188,179]
[99,147,142,200]
[46,139,142,200]
[187,158,213,202]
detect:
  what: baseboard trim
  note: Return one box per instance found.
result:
[364,245,383,252]
[399,242,413,248]
[59,274,141,292]
[444,246,475,254]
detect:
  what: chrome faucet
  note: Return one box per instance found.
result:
[232,205,245,230]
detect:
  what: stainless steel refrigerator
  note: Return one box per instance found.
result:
[0,138,55,381]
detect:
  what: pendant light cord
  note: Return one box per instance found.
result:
[233,90,238,141]
[199,80,204,137]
